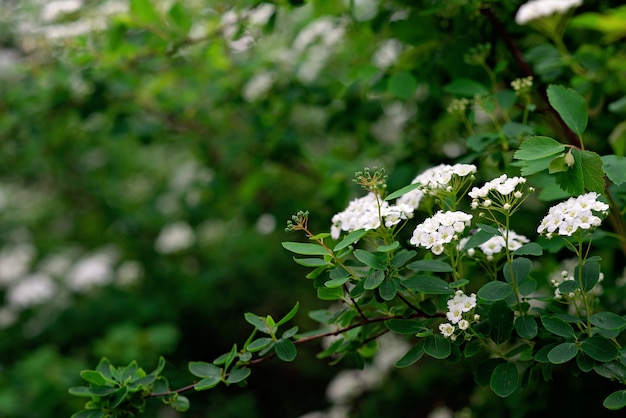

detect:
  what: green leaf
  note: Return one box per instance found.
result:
[424,334,451,359]
[443,78,489,97]
[167,1,192,35]
[401,275,453,295]
[226,368,251,384]
[377,241,400,252]
[244,313,271,334]
[353,249,386,270]
[324,276,350,288]
[604,390,626,411]
[580,150,606,193]
[131,0,161,25]
[555,148,585,195]
[547,84,588,137]
[462,229,495,251]
[364,270,386,290]
[391,250,416,268]
[384,319,428,334]
[548,342,579,364]
[317,286,344,300]
[581,336,619,362]
[449,279,470,288]
[68,386,98,397]
[541,316,576,339]
[293,257,330,267]
[275,339,297,362]
[171,395,190,412]
[477,281,513,301]
[602,155,626,185]
[282,326,299,339]
[79,370,109,386]
[558,280,579,294]
[277,302,300,326]
[580,260,601,292]
[548,154,568,173]
[490,362,519,397]
[334,229,368,252]
[515,316,538,339]
[406,260,453,272]
[378,278,397,300]
[590,312,626,331]
[387,72,417,99]
[110,386,129,408]
[215,344,237,370]
[247,338,273,352]
[396,342,426,368]
[503,257,531,283]
[489,300,514,344]
[576,351,594,372]
[194,376,221,390]
[514,136,565,161]
[188,362,221,379]
[282,242,329,256]
[385,182,422,201]
[512,243,543,256]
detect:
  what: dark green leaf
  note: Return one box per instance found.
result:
[401,275,453,295]
[424,334,451,359]
[226,368,251,384]
[247,338,273,352]
[590,312,626,331]
[282,242,329,256]
[364,270,386,290]
[391,250,417,268]
[275,339,297,362]
[168,1,192,35]
[406,259,453,272]
[515,316,538,339]
[580,150,606,193]
[110,386,129,408]
[581,336,619,362]
[449,279,470,288]
[477,281,513,301]
[576,351,595,372]
[385,183,422,201]
[293,257,330,267]
[489,300,514,344]
[541,316,576,339]
[353,249,386,270]
[503,257,532,284]
[604,390,626,410]
[317,286,344,300]
[388,72,418,99]
[490,362,519,397]
[378,278,397,300]
[548,342,579,364]
[334,229,368,251]
[555,149,584,195]
[579,260,601,292]
[194,376,221,390]
[443,78,489,97]
[602,155,626,185]
[512,243,543,256]
[547,84,588,136]
[377,241,400,252]
[462,229,495,251]
[384,319,428,334]
[395,341,425,368]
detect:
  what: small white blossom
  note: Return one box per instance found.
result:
[515,0,583,25]
[474,229,530,257]
[408,164,476,196]
[458,319,470,330]
[410,211,472,255]
[155,221,195,254]
[537,192,609,237]
[439,323,455,337]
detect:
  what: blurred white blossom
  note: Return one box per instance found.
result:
[41,0,82,22]
[0,243,36,285]
[155,221,195,254]
[256,213,277,235]
[66,248,118,292]
[116,260,144,286]
[515,0,582,25]
[7,273,56,308]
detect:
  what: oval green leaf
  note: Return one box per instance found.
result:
[604,390,626,411]
[590,312,626,331]
[275,339,297,362]
[353,249,386,270]
[477,281,513,302]
[424,334,451,359]
[490,362,519,398]
[384,319,428,334]
[541,316,576,339]
[282,242,329,256]
[333,229,368,252]
[401,275,452,295]
[580,336,619,362]
[515,316,538,339]
[226,368,251,384]
[395,341,425,368]
[364,270,385,290]
[547,342,579,364]
[406,260,453,272]
[188,361,221,379]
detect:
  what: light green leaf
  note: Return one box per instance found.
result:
[317,286,343,300]
[188,362,221,379]
[131,0,161,25]
[244,313,271,334]
[275,339,297,362]
[194,376,221,391]
[226,368,251,384]
[247,338,273,352]
[171,395,190,412]
[547,84,588,137]
[477,281,513,301]
[324,276,350,288]
[79,370,109,386]
[512,243,543,256]
[514,136,565,161]
[490,362,519,397]
[387,72,417,99]
[602,155,626,185]
[548,342,579,364]
[604,390,626,411]
[377,241,400,252]
[167,1,192,35]
[277,302,300,326]
[555,148,585,195]
[282,242,329,256]
[293,257,330,267]
[385,183,422,201]
[395,341,425,368]
[333,229,368,251]
[580,150,606,193]
[548,154,568,173]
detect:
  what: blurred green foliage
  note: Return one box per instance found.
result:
[1,0,626,417]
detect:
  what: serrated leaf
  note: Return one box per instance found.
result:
[275,339,297,362]
[395,341,425,368]
[385,183,422,201]
[333,229,368,251]
[353,249,386,270]
[401,275,452,295]
[514,136,565,161]
[547,84,587,137]
[477,281,513,301]
[282,242,329,256]
[520,155,560,176]
[580,150,606,193]
[490,362,519,397]
[555,149,584,195]
[548,342,579,364]
[602,155,626,185]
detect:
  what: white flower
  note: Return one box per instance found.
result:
[537,192,609,237]
[408,164,476,196]
[155,221,195,254]
[515,0,583,25]
[469,174,526,199]
[439,323,455,337]
[7,273,56,309]
[331,193,414,240]
[458,319,470,330]
[409,211,472,255]
[475,229,530,257]
[66,248,117,292]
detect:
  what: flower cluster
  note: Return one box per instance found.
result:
[409,211,472,255]
[537,192,609,238]
[469,174,529,212]
[511,76,533,94]
[515,0,582,25]
[330,193,414,240]
[446,98,471,114]
[439,290,479,340]
[465,228,529,260]
[407,164,476,196]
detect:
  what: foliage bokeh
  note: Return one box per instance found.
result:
[2,0,626,417]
